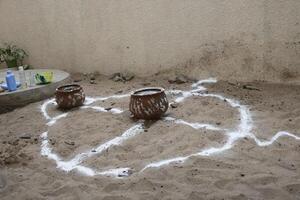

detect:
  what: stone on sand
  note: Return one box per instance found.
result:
[110,72,135,82]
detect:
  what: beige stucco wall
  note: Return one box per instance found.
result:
[0,0,299,82]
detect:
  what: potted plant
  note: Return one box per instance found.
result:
[0,43,28,68]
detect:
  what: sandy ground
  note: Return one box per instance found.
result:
[0,74,300,200]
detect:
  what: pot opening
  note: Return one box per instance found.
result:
[133,88,163,96]
[57,84,81,93]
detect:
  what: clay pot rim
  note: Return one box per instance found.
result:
[131,87,165,97]
[56,84,82,93]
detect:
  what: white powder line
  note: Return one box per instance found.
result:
[82,105,124,114]
[97,168,132,178]
[142,91,251,170]
[46,113,68,126]
[249,131,300,147]
[163,116,222,131]
[191,78,217,88]
[74,165,132,178]
[41,99,56,120]
[141,156,189,171]
[142,91,299,170]
[83,97,96,105]
[167,90,193,103]
[39,78,300,177]
[68,124,144,166]
[40,124,144,176]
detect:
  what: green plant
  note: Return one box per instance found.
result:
[0,43,28,68]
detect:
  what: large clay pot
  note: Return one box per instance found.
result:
[55,84,85,109]
[129,87,168,120]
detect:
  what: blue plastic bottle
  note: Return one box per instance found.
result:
[6,71,17,91]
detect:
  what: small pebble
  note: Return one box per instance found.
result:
[170,103,178,108]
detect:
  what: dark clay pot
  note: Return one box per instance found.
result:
[129,87,168,120]
[55,84,85,109]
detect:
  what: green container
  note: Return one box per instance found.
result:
[35,72,53,84]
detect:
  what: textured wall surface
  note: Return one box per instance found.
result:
[0,0,299,82]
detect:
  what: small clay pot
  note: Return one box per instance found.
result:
[55,84,85,109]
[129,87,168,120]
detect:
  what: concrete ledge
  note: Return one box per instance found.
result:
[0,69,71,112]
